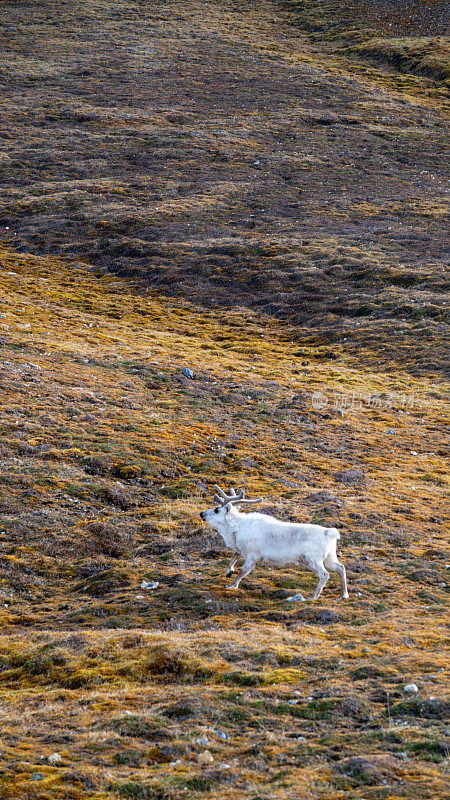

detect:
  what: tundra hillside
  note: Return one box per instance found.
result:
[0,1,449,799]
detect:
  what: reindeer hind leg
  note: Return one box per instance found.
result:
[324,556,349,599]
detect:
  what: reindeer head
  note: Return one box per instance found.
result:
[200,484,262,531]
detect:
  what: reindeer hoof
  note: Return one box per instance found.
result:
[226,584,238,590]
[341,593,349,600]
[225,570,232,578]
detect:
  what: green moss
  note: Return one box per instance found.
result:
[109,715,168,740]
[391,698,449,719]
[113,750,144,766]
[222,671,263,687]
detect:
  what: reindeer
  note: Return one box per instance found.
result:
[200,485,349,600]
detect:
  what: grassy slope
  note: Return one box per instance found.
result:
[0,1,449,798]
[0,0,449,381]
[0,247,448,799]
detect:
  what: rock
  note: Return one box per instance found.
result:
[182,367,194,379]
[196,736,210,747]
[404,683,419,694]
[410,450,418,456]
[197,750,214,765]
[141,580,159,589]
[47,752,62,764]
[334,469,365,485]
[286,592,305,603]
[30,773,44,781]
[213,729,229,740]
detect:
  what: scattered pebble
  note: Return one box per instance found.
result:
[30,773,44,781]
[404,683,419,694]
[213,729,229,740]
[196,737,210,747]
[410,451,418,456]
[182,367,194,379]
[141,580,159,589]
[197,750,214,765]
[286,592,305,602]
[47,753,62,764]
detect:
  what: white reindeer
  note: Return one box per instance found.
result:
[200,485,349,600]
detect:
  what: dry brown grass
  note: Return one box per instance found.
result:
[0,244,448,799]
[0,1,449,798]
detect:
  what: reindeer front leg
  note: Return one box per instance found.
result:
[226,557,256,590]
[225,554,239,578]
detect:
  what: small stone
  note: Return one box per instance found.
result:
[286,592,305,603]
[410,450,418,456]
[182,367,194,379]
[197,750,214,765]
[213,729,229,740]
[47,752,62,764]
[404,683,419,694]
[196,737,210,747]
[141,580,159,589]
[30,773,44,781]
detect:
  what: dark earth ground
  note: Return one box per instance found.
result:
[0,0,449,375]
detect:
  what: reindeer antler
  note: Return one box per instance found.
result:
[213,484,262,506]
